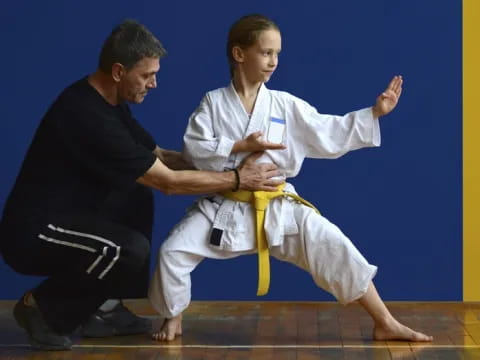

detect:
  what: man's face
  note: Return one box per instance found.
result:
[118,57,160,104]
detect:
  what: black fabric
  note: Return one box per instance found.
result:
[1,77,156,222]
[0,77,157,334]
[1,214,150,334]
[209,228,223,246]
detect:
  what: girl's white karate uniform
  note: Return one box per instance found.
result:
[149,83,379,318]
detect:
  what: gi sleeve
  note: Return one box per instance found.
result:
[291,95,381,159]
[182,94,235,171]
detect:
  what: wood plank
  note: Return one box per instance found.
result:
[1,301,480,359]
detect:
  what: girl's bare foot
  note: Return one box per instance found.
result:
[374,318,433,342]
[358,282,433,342]
[152,314,182,341]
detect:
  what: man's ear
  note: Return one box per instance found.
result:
[232,46,245,63]
[111,63,125,82]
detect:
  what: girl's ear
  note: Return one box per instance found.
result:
[232,46,245,63]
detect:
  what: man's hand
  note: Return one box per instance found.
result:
[233,131,286,153]
[372,75,403,118]
[237,152,284,191]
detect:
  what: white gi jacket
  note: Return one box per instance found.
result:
[183,82,380,252]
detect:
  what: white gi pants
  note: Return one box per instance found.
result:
[148,204,377,319]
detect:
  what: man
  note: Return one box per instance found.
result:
[0,19,282,351]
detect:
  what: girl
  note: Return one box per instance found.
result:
[149,14,432,342]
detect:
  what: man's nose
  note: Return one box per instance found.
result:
[148,76,157,89]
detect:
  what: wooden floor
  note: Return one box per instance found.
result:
[0,300,480,359]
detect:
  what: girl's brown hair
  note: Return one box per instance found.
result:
[226,14,280,77]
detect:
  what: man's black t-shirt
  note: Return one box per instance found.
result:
[1,77,157,233]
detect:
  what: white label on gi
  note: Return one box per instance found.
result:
[267,117,285,144]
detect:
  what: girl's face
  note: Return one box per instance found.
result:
[236,29,281,84]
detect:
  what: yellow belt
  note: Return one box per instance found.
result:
[222,183,320,296]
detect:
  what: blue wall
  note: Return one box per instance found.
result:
[0,0,462,301]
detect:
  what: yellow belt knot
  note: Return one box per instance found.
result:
[222,183,319,296]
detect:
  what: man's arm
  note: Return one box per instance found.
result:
[152,146,195,170]
[137,152,282,195]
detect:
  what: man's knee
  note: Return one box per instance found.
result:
[111,231,151,276]
[126,233,150,272]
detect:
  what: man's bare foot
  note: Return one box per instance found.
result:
[152,315,182,341]
[374,318,433,342]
